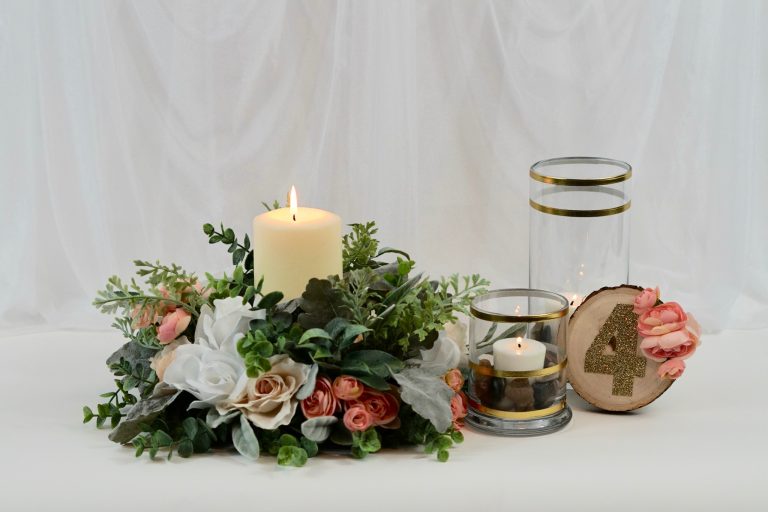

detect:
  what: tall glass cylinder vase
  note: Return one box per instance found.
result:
[528,157,632,308]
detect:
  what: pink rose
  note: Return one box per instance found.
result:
[156,309,191,344]
[658,358,686,380]
[640,313,701,362]
[637,302,688,337]
[633,287,660,315]
[451,392,468,430]
[348,389,399,427]
[300,376,339,419]
[332,375,364,400]
[343,404,374,432]
[444,368,464,392]
[130,305,158,329]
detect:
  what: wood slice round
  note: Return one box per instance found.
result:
[568,285,673,411]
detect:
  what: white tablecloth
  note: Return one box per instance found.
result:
[1,328,765,511]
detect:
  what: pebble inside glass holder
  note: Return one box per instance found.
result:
[467,289,571,436]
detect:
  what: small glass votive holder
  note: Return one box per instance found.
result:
[466,289,571,436]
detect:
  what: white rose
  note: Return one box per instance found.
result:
[417,333,461,370]
[443,319,469,369]
[163,343,245,407]
[228,355,310,430]
[195,297,265,354]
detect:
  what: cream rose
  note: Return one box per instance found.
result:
[229,355,310,430]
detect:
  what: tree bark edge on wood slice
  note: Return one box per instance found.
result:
[568,284,673,412]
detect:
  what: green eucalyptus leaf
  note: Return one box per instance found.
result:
[257,291,284,309]
[352,374,390,390]
[182,417,198,440]
[341,350,403,378]
[277,446,308,467]
[152,430,173,447]
[299,328,332,345]
[278,434,299,447]
[301,438,319,458]
[298,278,349,329]
[177,439,194,458]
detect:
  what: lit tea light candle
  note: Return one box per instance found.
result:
[252,186,342,300]
[492,336,546,372]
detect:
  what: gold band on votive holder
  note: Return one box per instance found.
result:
[469,359,567,379]
[469,289,568,323]
[529,198,631,218]
[469,399,567,420]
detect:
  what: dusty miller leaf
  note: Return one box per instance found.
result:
[393,367,454,433]
[300,416,338,443]
[108,383,181,444]
[232,414,260,460]
[295,364,319,400]
[106,341,158,368]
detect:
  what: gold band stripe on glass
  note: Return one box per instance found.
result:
[529,199,631,218]
[469,399,567,420]
[530,157,632,186]
[470,289,569,323]
[470,359,567,379]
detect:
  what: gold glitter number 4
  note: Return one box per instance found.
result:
[583,304,647,397]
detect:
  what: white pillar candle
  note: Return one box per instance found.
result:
[492,337,546,372]
[252,186,342,300]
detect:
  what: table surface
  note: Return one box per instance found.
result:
[1,327,765,512]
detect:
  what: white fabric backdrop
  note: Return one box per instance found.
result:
[1,0,766,333]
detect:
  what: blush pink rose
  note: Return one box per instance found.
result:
[633,287,660,315]
[300,376,339,419]
[348,390,400,427]
[332,375,364,400]
[130,305,158,329]
[637,302,688,337]
[657,358,686,380]
[451,392,468,430]
[343,404,374,432]
[156,309,192,344]
[640,313,701,362]
[444,368,464,392]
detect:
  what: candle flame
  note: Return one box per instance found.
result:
[289,186,298,221]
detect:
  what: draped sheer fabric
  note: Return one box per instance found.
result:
[1,0,766,333]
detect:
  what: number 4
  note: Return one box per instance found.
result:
[583,304,647,397]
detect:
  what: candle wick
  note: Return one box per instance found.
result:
[292,214,296,222]
[517,343,522,349]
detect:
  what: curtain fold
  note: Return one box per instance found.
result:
[1,0,765,333]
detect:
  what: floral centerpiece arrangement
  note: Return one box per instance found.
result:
[84,220,487,466]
